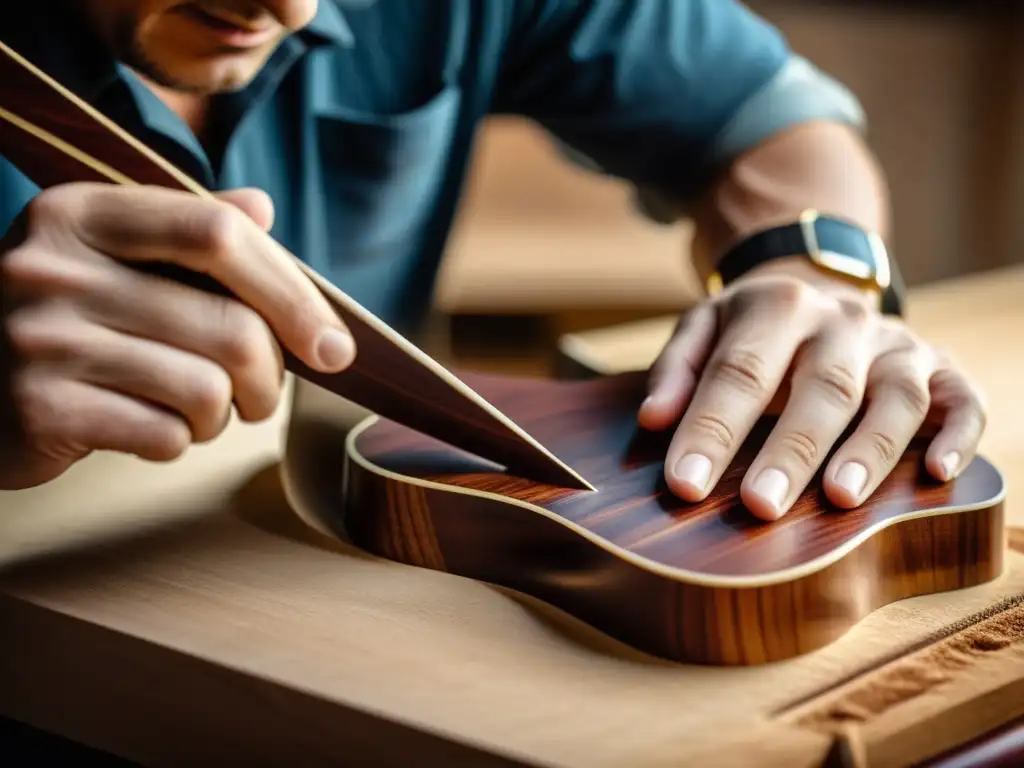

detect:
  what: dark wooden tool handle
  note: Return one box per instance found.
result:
[0,43,225,295]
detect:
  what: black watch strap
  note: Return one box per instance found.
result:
[711,218,905,316]
[715,223,810,285]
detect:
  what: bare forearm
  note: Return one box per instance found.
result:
[689,121,891,296]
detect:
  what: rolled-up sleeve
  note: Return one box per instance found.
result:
[492,0,865,217]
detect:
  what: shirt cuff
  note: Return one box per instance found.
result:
[636,54,867,224]
[711,54,865,162]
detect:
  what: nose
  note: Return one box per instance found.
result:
[263,0,318,31]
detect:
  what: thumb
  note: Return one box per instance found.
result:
[215,187,275,232]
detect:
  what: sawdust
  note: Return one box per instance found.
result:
[793,602,1024,730]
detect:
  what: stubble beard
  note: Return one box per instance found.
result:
[110,10,253,95]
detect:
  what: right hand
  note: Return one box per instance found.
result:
[0,183,356,489]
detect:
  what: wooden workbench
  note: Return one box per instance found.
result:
[1,265,1023,767]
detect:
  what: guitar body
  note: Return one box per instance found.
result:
[340,370,1006,666]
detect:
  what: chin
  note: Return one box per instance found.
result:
[144,53,270,94]
[194,65,263,93]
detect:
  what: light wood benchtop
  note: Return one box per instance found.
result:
[0,266,1022,766]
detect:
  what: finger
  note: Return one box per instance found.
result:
[823,344,935,508]
[638,303,717,430]
[7,303,235,443]
[664,286,819,502]
[216,188,275,232]
[1,247,284,422]
[40,184,354,373]
[740,313,872,520]
[13,372,193,463]
[922,365,987,481]
[77,267,285,423]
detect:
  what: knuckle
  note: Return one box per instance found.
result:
[215,303,271,370]
[24,186,79,232]
[4,304,83,362]
[1,245,49,289]
[3,305,60,361]
[146,419,192,461]
[248,375,284,421]
[690,413,736,451]
[4,307,40,359]
[709,347,771,397]
[1,245,39,288]
[10,374,62,442]
[836,297,871,324]
[777,430,820,471]
[194,203,244,261]
[809,362,862,409]
[765,276,813,310]
[291,307,325,350]
[867,431,898,465]
[2,242,107,299]
[188,367,233,429]
[889,373,932,418]
[731,275,811,312]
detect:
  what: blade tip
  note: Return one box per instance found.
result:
[562,466,597,492]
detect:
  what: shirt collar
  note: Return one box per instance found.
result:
[5,0,359,189]
[298,0,357,49]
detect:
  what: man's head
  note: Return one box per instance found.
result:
[82,1,319,94]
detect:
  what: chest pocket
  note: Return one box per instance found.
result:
[314,84,463,263]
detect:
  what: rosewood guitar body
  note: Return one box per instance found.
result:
[341,370,1006,666]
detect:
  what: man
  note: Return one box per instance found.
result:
[0,0,986,522]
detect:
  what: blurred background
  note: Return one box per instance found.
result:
[428,1,1024,374]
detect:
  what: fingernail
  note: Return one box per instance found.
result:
[316,328,355,371]
[835,462,868,500]
[642,391,669,408]
[941,451,961,481]
[673,453,711,493]
[752,468,789,517]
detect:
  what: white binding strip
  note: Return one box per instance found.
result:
[346,415,1007,589]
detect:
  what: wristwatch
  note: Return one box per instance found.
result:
[706,209,905,316]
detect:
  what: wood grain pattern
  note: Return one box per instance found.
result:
[0,36,590,490]
[342,369,1007,666]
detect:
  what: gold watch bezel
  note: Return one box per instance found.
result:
[706,209,891,297]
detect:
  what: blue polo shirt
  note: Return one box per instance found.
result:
[0,0,863,333]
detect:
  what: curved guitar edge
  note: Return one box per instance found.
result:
[340,416,1007,666]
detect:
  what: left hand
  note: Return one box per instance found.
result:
[638,267,987,521]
